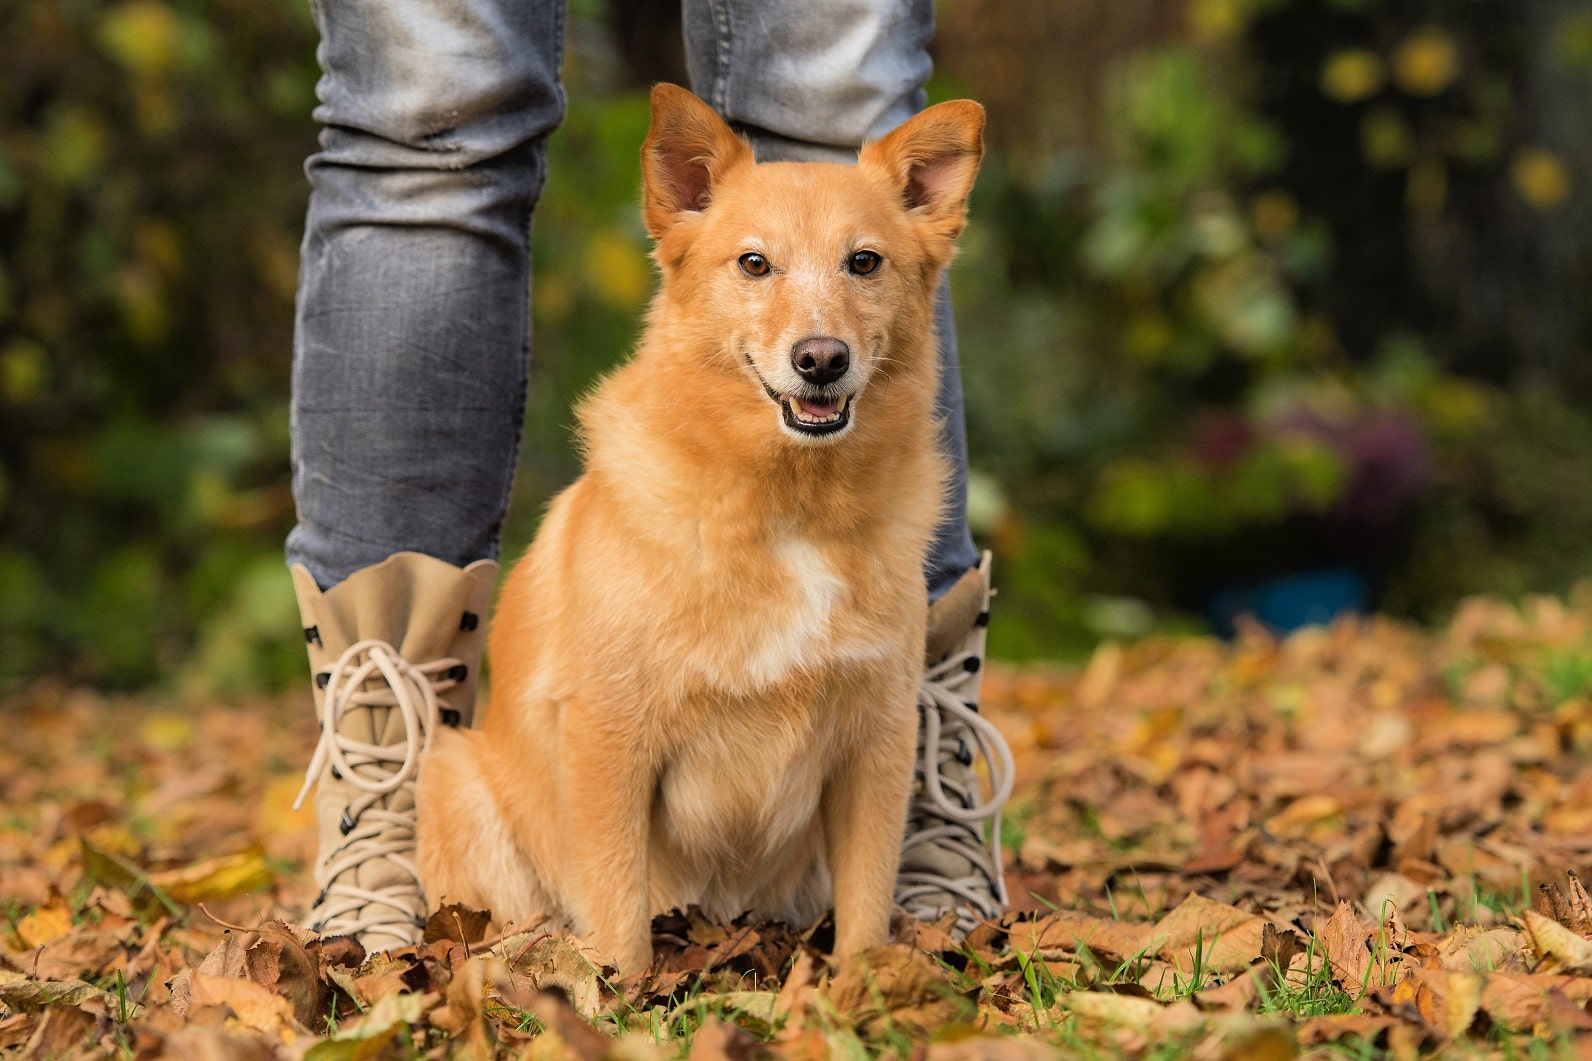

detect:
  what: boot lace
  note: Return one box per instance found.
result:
[293,639,461,947]
[896,646,1016,937]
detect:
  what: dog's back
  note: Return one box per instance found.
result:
[418,85,983,972]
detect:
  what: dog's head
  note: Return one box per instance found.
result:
[640,84,984,445]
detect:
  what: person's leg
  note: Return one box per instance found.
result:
[681,0,979,601]
[288,0,565,587]
[680,0,1009,935]
[286,0,564,951]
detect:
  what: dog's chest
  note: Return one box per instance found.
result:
[689,536,893,691]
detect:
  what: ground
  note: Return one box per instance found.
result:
[6,591,1592,1058]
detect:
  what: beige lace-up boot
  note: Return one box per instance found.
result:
[289,552,496,952]
[896,552,1016,938]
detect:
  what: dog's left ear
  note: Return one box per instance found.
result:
[641,84,754,239]
[859,100,985,249]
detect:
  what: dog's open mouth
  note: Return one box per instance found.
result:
[747,358,855,437]
[778,393,850,435]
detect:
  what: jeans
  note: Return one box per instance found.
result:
[287,0,980,601]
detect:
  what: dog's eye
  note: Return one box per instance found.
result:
[847,251,882,276]
[738,253,771,278]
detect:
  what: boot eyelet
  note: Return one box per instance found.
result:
[330,766,342,781]
[963,657,981,673]
[339,809,355,835]
[304,625,322,645]
[447,663,468,682]
[956,739,973,766]
[974,611,990,628]
[459,612,479,632]
[440,708,462,727]
[316,671,331,689]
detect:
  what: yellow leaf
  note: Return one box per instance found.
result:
[1511,148,1571,210]
[148,848,274,903]
[1393,28,1459,97]
[1321,49,1384,104]
[16,894,75,949]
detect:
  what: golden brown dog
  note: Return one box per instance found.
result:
[416,84,984,973]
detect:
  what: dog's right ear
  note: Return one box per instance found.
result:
[641,84,753,239]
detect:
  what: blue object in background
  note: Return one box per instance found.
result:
[1207,567,1370,638]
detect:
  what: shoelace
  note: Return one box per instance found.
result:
[896,646,1016,933]
[293,639,461,944]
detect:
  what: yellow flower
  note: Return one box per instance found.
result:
[1511,147,1572,210]
[1320,49,1384,104]
[1393,28,1460,96]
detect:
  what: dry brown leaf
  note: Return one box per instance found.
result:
[17,1005,98,1059]
[492,932,610,1018]
[424,902,494,947]
[1152,894,1269,976]
[1016,909,1154,966]
[170,920,326,1029]
[0,973,117,1013]
[188,969,298,1036]
[827,943,972,1037]
[428,956,496,1061]
[1523,909,1592,973]
[1317,901,1372,995]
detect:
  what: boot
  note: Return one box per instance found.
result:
[289,552,497,952]
[895,552,1015,937]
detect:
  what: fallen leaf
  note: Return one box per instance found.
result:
[1317,901,1372,995]
[304,989,434,1061]
[423,902,493,947]
[428,956,495,1061]
[827,943,972,1036]
[13,893,74,949]
[492,932,610,1018]
[149,849,274,904]
[188,969,299,1036]
[1522,909,1592,974]
[1152,894,1269,976]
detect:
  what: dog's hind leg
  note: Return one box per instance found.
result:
[417,728,553,925]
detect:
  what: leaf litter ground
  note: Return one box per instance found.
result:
[7,591,1592,1057]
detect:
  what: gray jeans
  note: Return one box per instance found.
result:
[287,0,979,600]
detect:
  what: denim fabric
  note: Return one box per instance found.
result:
[288,0,978,599]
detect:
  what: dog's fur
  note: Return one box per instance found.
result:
[416,85,984,973]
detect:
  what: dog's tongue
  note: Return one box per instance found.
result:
[792,396,839,418]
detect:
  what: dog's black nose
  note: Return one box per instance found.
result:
[791,337,850,385]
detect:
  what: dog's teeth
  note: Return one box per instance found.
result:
[836,395,848,413]
[786,397,802,418]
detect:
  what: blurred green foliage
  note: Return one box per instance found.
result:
[1,0,1589,694]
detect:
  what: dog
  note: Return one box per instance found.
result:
[416,84,984,974]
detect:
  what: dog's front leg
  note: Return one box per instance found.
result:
[823,681,919,959]
[558,712,655,974]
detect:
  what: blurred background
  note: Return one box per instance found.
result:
[2,0,1590,699]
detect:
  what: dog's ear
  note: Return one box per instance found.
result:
[859,100,985,247]
[641,84,753,239]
